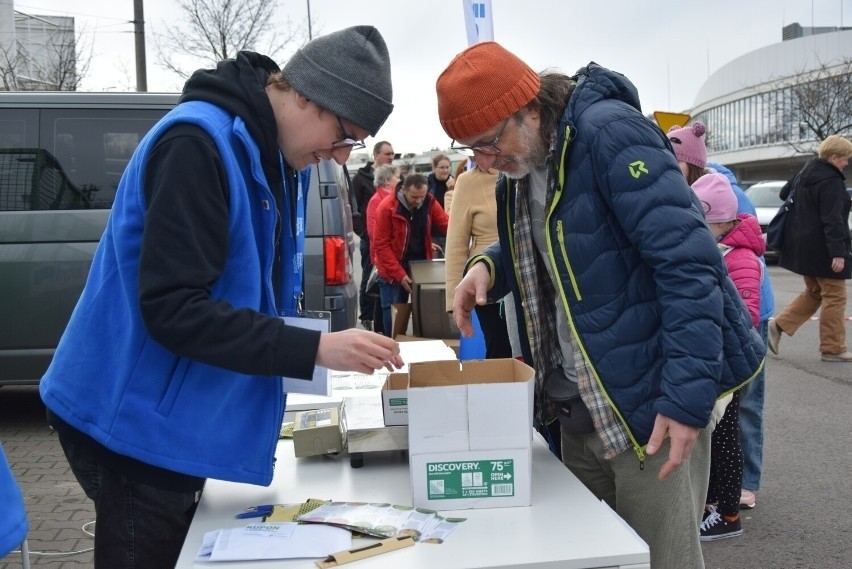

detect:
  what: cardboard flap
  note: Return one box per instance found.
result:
[315,536,414,568]
[391,303,411,339]
[409,360,462,387]
[512,358,536,382]
[384,373,409,390]
[460,359,516,384]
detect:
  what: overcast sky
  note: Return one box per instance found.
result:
[14,0,852,154]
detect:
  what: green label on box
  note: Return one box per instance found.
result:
[425,459,515,500]
[389,397,407,407]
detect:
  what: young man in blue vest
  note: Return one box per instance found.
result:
[40,26,401,567]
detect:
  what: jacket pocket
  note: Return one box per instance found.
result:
[156,358,191,416]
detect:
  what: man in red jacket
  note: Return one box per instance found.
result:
[372,173,449,335]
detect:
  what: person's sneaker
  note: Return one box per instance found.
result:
[821,351,852,362]
[360,320,374,332]
[700,511,743,541]
[740,489,756,509]
[768,321,782,355]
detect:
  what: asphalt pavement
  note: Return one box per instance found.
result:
[0,265,850,568]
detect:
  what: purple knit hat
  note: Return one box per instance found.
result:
[668,121,707,168]
[692,173,737,223]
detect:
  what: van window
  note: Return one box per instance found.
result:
[42,110,163,209]
[0,109,40,212]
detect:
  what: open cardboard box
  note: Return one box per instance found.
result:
[391,303,459,355]
[407,358,535,510]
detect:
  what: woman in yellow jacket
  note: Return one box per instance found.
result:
[444,166,512,358]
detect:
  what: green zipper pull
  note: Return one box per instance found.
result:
[634,444,646,470]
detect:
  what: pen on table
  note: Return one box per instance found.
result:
[235,505,275,519]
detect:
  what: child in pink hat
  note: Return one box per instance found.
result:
[692,172,765,541]
[668,122,708,184]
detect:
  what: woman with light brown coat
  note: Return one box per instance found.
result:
[444,166,511,358]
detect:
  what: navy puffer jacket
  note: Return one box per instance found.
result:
[480,63,765,448]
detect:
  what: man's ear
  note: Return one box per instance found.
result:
[295,92,311,110]
[522,105,540,122]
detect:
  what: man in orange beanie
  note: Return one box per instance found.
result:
[438,42,765,569]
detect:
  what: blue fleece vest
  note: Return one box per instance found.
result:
[40,101,287,485]
[0,443,28,557]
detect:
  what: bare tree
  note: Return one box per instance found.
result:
[154,0,312,80]
[0,27,92,91]
[761,57,852,153]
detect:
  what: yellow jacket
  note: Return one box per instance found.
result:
[444,167,500,311]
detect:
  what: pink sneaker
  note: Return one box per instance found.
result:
[740,489,756,509]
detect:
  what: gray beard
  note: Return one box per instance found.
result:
[503,119,550,180]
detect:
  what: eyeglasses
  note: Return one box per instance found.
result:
[450,118,509,157]
[332,115,366,150]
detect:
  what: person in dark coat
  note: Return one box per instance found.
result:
[770,135,852,362]
[426,154,454,255]
[351,141,395,330]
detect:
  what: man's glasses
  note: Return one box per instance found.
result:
[450,117,509,157]
[332,115,366,150]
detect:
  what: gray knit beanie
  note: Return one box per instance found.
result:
[283,25,393,136]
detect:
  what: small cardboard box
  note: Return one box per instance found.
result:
[381,373,409,426]
[407,358,535,509]
[292,405,345,458]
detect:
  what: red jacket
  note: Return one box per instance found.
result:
[366,184,394,263]
[372,190,449,284]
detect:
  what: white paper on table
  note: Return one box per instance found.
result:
[195,522,351,561]
[281,316,331,396]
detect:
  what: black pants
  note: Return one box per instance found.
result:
[55,429,200,568]
[358,238,376,322]
[474,302,512,359]
[707,390,743,516]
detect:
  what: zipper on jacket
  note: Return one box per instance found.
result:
[548,125,647,465]
[555,221,582,301]
[235,125,284,481]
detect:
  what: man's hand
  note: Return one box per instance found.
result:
[400,274,413,294]
[452,262,490,337]
[646,414,701,481]
[831,256,845,273]
[316,329,404,374]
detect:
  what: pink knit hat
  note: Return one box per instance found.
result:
[668,121,707,168]
[692,173,737,223]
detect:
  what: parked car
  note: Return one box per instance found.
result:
[0,92,356,386]
[744,180,787,260]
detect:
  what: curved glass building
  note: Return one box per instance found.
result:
[691,25,851,184]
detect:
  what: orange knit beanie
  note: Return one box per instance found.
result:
[436,42,540,141]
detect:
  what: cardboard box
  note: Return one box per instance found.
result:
[407,358,535,509]
[392,302,460,354]
[292,405,346,458]
[381,373,409,426]
[407,259,460,340]
[413,284,458,339]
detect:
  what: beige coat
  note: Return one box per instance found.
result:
[444,167,500,311]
